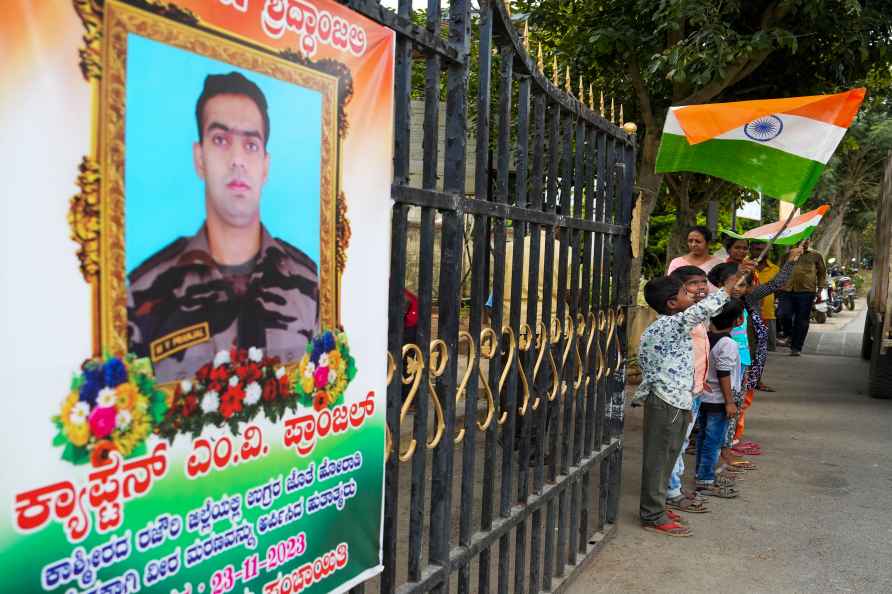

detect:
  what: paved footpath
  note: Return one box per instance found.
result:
[568,300,892,594]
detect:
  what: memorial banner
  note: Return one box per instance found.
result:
[0,1,394,593]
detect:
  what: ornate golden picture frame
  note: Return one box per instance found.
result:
[71,0,352,379]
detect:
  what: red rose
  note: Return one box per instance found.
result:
[278,375,291,396]
[313,392,329,412]
[208,382,222,394]
[220,386,245,419]
[262,379,278,402]
[196,363,212,382]
[238,363,262,383]
[210,366,229,383]
[182,395,199,417]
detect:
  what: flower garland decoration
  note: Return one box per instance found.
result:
[156,346,293,441]
[293,329,357,411]
[52,355,169,467]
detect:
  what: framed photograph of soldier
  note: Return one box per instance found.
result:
[95,1,348,383]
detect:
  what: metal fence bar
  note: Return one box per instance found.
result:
[495,42,516,594]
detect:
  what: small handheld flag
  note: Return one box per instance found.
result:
[655,89,866,205]
[721,205,830,246]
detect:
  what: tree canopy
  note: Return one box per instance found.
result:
[519,0,892,280]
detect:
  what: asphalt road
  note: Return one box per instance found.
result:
[568,299,892,594]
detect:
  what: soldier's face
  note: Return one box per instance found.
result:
[194,94,270,229]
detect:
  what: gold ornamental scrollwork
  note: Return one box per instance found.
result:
[68,157,102,281]
[393,343,426,462]
[476,327,498,431]
[426,339,448,449]
[336,191,351,276]
[73,0,104,80]
[496,326,516,425]
[604,309,617,377]
[572,313,585,390]
[516,324,533,416]
[596,311,608,381]
[453,331,476,444]
[583,311,597,392]
[613,306,626,373]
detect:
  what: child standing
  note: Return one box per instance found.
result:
[695,300,746,498]
[635,263,751,537]
[664,266,711,514]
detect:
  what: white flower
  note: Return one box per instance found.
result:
[213,350,231,368]
[327,369,337,385]
[201,391,219,414]
[97,387,117,408]
[228,375,240,387]
[244,382,262,406]
[69,402,90,425]
[302,363,314,378]
[319,354,330,367]
[116,410,132,430]
[277,366,287,379]
[180,379,193,394]
[248,347,263,363]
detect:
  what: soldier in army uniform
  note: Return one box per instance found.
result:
[127,72,319,382]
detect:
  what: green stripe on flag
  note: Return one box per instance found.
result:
[656,133,825,205]
[720,226,820,246]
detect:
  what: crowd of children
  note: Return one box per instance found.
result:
[635,244,804,536]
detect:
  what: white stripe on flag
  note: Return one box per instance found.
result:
[664,108,847,164]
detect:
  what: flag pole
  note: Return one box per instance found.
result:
[736,203,799,288]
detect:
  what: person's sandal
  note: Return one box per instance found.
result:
[757,383,776,392]
[696,483,739,498]
[665,510,691,525]
[666,494,709,513]
[642,521,691,537]
[729,459,757,470]
[713,474,736,487]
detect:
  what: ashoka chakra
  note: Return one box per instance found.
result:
[744,115,783,141]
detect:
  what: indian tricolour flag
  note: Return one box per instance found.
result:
[655,89,866,205]
[723,205,830,246]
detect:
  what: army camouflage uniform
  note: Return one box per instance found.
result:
[127,224,318,382]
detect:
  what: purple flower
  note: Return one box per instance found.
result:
[102,358,128,388]
[79,367,104,406]
[321,332,336,353]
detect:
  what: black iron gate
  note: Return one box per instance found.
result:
[341,1,636,592]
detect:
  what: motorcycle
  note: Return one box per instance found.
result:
[835,275,857,310]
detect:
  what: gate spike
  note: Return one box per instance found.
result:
[619,104,624,125]
[588,83,594,110]
[599,91,605,117]
[564,66,571,93]
[537,43,544,71]
[523,21,529,51]
[610,97,615,123]
[552,56,558,85]
[578,76,584,103]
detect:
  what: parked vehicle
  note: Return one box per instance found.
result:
[862,154,892,398]
[812,288,828,324]
[836,275,857,310]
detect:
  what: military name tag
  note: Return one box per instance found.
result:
[150,322,210,363]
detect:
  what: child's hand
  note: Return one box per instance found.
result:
[739,259,756,275]
[725,402,738,418]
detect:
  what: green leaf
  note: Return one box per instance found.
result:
[52,430,68,447]
[128,442,148,459]
[62,443,90,465]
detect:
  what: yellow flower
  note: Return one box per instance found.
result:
[300,377,314,395]
[66,422,90,447]
[115,383,140,411]
[328,351,341,368]
[60,391,78,422]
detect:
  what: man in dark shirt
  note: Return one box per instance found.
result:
[781,239,827,356]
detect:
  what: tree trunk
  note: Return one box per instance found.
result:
[629,128,663,300]
[812,205,847,255]
[665,175,698,266]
